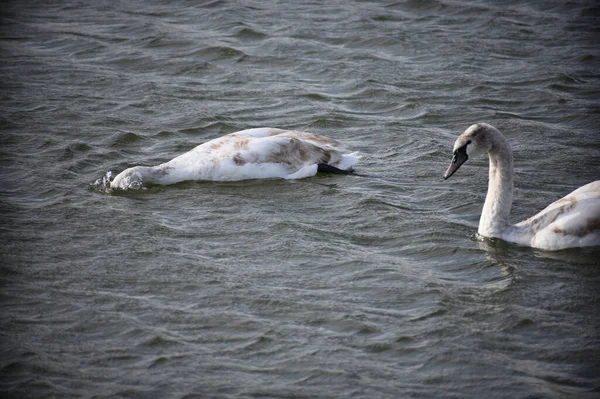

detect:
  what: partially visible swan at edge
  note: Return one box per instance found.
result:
[110,127,360,190]
[444,123,600,251]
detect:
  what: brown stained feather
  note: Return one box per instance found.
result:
[233,153,246,166]
[556,196,576,204]
[278,131,345,149]
[227,133,339,169]
[521,201,577,232]
[233,138,250,149]
[268,138,331,166]
[211,140,224,150]
[553,217,600,237]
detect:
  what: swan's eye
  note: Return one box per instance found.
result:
[452,142,469,164]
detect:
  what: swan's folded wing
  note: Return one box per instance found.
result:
[546,194,600,237]
[223,128,348,152]
[232,136,333,170]
[274,130,348,152]
[516,191,590,231]
[512,188,600,249]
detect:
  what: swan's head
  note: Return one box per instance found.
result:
[443,123,499,180]
[110,166,144,190]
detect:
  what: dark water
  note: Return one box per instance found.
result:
[1,1,600,398]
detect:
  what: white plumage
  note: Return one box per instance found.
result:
[444,123,600,251]
[110,128,360,190]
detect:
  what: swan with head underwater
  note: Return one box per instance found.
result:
[110,127,360,190]
[444,123,600,251]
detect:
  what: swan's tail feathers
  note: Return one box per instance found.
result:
[337,151,361,171]
[317,164,354,175]
[317,152,362,175]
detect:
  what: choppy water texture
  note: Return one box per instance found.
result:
[1,1,600,398]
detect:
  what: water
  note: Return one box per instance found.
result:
[1,0,600,398]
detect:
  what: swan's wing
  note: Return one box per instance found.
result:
[185,128,285,153]
[512,182,600,249]
[274,130,348,152]
[215,128,348,152]
[548,195,600,236]
[186,131,344,169]
[533,193,600,250]
[232,135,334,170]
[515,185,599,231]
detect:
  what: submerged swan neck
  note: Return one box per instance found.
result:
[479,135,514,237]
[111,165,171,189]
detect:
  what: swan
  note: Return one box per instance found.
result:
[110,127,360,190]
[443,123,600,251]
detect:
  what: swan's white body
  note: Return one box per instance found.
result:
[444,123,600,251]
[110,128,359,190]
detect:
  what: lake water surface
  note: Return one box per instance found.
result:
[1,1,599,398]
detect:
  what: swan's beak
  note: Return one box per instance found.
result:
[444,150,468,180]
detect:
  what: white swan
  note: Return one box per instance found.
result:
[110,127,360,190]
[444,123,600,251]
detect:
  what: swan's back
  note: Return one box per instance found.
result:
[232,128,348,151]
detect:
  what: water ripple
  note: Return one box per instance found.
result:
[2,0,600,398]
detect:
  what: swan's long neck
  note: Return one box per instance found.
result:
[136,166,164,184]
[479,138,514,237]
[130,165,173,185]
